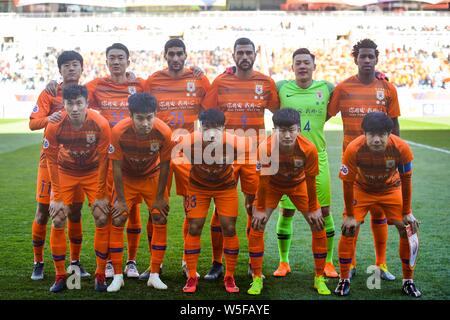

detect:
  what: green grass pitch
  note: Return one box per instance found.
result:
[0,118,449,300]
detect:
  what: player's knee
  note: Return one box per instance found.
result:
[69,202,83,222]
[281,208,295,217]
[151,214,167,225]
[94,214,108,227]
[221,224,236,237]
[35,207,50,225]
[52,214,67,228]
[188,222,203,236]
[112,215,127,227]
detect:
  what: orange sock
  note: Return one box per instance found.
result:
[182,215,189,262]
[210,208,223,264]
[68,220,82,262]
[312,230,327,277]
[352,227,360,267]
[338,235,355,279]
[50,225,67,276]
[94,226,110,276]
[109,225,124,275]
[370,209,388,266]
[184,233,201,278]
[32,220,47,263]
[223,235,239,277]
[399,237,414,279]
[126,204,141,262]
[150,224,167,273]
[248,227,264,277]
[146,218,153,253]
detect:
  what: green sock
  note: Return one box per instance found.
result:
[276,214,293,263]
[324,215,335,263]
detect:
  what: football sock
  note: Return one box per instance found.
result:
[399,237,414,279]
[338,234,354,279]
[312,230,327,276]
[150,224,167,273]
[50,225,67,276]
[109,225,124,275]
[32,220,47,263]
[94,226,109,276]
[324,214,335,263]
[248,227,264,277]
[68,220,82,262]
[126,204,141,262]
[223,235,239,277]
[276,214,293,264]
[210,208,223,264]
[370,214,388,266]
[184,233,201,278]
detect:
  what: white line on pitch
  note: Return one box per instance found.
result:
[405,140,450,155]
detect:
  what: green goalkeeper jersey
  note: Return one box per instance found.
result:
[277,80,334,153]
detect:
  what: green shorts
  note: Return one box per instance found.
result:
[279,151,331,210]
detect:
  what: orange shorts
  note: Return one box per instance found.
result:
[119,173,169,210]
[37,165,84,204]
[234,163,258,195]
[185,184,239,219]
[57,170,97,206]
[348,186,403,223]
[167,161,191,197]
[255,180,320,213]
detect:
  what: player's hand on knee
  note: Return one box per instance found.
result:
[152,198,169,219]
[403,213,420,234]
[306,208,324,231]
[92,198,110,215]
[49,200,66,219]
[252,210,267,231]
[112,200,128,219]
[341,216,357,236]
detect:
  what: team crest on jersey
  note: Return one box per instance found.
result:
[128,86,137,95]
[316,90,324,100]
[255,84,263,95]
[186,81,196,94]
[32,105,39,113]
[256,161,262,172]
[293,158,304,168]
[150,141,160,152]
[386,159,396,169]
[43,138,49,149]
[108,144,115,154]
[376,89,385,101]
[340,164,349,176]
[86,133,96,144]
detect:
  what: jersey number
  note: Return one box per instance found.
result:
[303,120,311,132]
[169,111,185,126]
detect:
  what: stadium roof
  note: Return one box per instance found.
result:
[13,0,226,7]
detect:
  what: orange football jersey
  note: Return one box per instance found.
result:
[327,76,400,150]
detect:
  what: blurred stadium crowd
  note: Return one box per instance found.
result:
[1,11,449,90]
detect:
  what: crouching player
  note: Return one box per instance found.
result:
[180,109,243,294]
[249,108,329,295]
[43,85,111,292]
[335,112,421,297]
[108,93,172,292]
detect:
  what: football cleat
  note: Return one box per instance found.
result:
[314,275,331,295]
[224,276,239,293]
[183,277,198,293]
[107,274,124,292]
[31,262,44,281]
[139,267,150,281]
[124,261,139,278]
[204,261,224,280]
[147,273,168,290]
[105,261,114,279]
[334,278,351,296]
[95,274,108,292]
[273,262,291,277]
[379,264,396,281]
[402,280,422,298]
[69,260,91,278]
[247,276,263,295]
[49,275,66,293]
[324,262,339,278]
